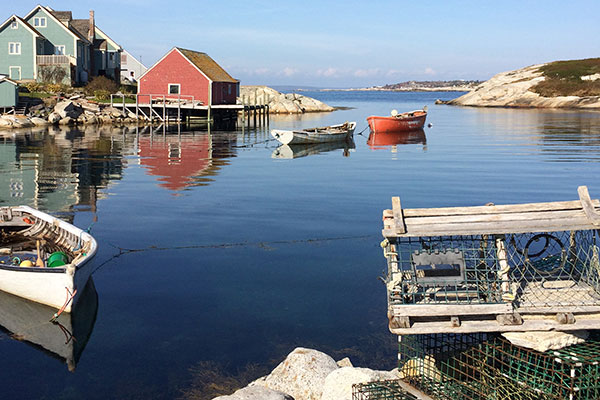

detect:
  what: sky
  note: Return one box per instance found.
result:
[6,1,600,88]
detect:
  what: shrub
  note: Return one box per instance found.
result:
[84,76,119,96]
[45,83,67,93]
[531,58,600,97]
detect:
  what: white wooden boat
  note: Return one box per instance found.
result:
[0,206,98,313]
[0,278,98,371]
[271,121,356,145]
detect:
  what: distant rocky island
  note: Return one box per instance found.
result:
[322,80,482,92]
[448,57,600,109]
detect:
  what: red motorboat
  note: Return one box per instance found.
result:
[366,108,427,133]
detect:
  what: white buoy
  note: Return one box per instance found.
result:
[391,109,398,116]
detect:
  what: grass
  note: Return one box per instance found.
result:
[531,57,600,97]
[19,92,53,99]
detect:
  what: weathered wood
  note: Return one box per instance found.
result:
[395,380,436,400]
[518,305,600,313]
[391,303,512,317]
[390,315,411,329]
[578,186,600,226]
[383,216,599,237]
[496,313,523,325]
[392,197,406,234]
[390,312,600,334]
[556,312,576,324]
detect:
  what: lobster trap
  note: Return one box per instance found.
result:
[381,187,600,334]
[352,380,422,400]
[397,332,600,400]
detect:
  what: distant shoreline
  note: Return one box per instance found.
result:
[317,88,472,92]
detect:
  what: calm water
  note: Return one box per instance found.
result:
[1,91,600,399]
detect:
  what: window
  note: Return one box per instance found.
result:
[228,84,232,95]
[109,52,114,61]
[168,84,180,95]
[8,42,21,55]
[54,45,66,55]
[33,17,46,27]
[10,20,18,29]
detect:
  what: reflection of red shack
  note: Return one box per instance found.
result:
[138,47,239,105]
[137,135,212,191]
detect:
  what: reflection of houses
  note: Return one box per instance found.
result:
[0,6,122,84]
[0,127,127,212]
[137,132,235,192]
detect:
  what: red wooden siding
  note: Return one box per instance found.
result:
[138,50,210,104]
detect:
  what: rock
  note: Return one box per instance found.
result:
[0,116,14,127]
[449,63,600,109]
[127,111,137,119]
[212,385,294,400]
[100,115,114,124]
[58,116,75,125]
[321,367,397,400]
[239,86,334,114]
[79,101,101,113]
[30,117,49,126]
[54,100,82,118]
[336,357,353,368]
[252,347,339,400]
[48,112,62,124]
[502,331,588,352]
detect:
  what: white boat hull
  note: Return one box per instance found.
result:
[0,206,98,312]
[271,122,356,145]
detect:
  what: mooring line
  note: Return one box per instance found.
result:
[91,234,377,274]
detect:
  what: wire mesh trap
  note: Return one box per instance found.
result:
[397,332,600,400]
[381,187,600,334]
[352,379,421,400]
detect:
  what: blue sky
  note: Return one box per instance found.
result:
[7,1,600,87]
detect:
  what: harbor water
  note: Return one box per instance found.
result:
[1,90,600,399]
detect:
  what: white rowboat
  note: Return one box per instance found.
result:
[0,206,98,312]
[271,121,356,145]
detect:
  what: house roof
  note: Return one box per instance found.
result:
[0,14,43,37]
[69,19,90,40]
[48,10,72,23]
[23,5,90,44]
[177,48,238,83]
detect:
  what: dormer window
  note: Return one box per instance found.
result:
[33,17,47,27]
[10,20,18,29]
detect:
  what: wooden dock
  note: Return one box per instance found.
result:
[381,186,600,334]
[110,94,269,128]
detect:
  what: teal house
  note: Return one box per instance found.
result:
[0,6,122,85]
[0,76,18,111]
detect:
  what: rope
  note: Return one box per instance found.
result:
[355,126,370,137]
[50,287,77,322]
[91,234,377,275]
[233,138,277,148]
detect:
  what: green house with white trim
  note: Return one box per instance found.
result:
[0,6,122,85]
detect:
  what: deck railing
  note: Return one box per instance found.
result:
[36,55,75,65]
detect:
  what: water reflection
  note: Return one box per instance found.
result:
[136,127,237,191]
[271,140,355,159]
[0,278,98,372]
[367,128,427,150]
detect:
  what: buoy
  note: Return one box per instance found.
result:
[427,123,433,128]
[391,109,398,116]
[20,260,34,267]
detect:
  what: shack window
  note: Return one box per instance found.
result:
[168,84,180,95]
[8,42,21,55]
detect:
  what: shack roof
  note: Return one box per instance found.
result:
[176,48,238,83]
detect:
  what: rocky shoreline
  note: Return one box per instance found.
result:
[239,86,334,114]
[447,63,600,109]
[0,97,150,129]
[213,347,400,400]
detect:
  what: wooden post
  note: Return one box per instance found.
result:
[162,95,166,122]
[110,94,113,108]
[136,94,139,120]
[149,95,153,123]
[178,94,181,123]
